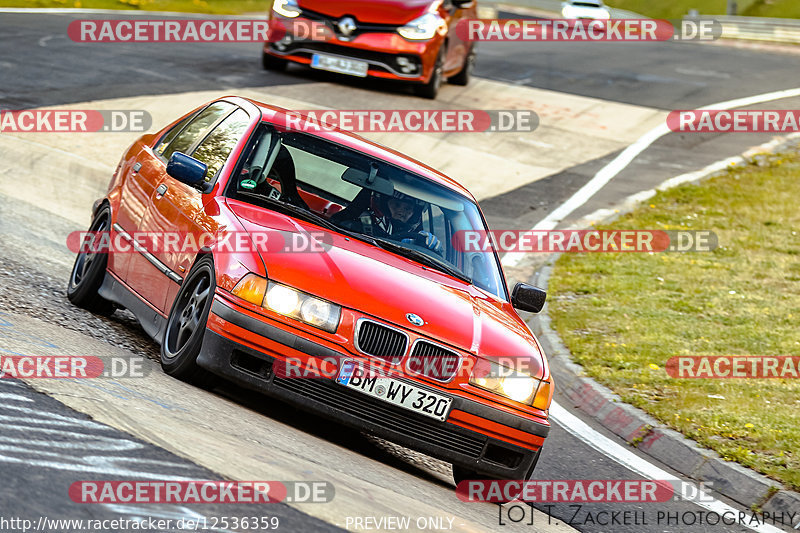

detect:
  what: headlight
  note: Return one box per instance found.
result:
[469,359,552,407]
[398,13,444,40]
[273,0,301,18]
[232,275,341,333]
[561,5,575,17]
[265,281,341,333]
[266,283,300,315]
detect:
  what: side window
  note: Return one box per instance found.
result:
[155,113,193,156]
[191,109,251,181]
[285,145,361,202]
[161,102,235,162]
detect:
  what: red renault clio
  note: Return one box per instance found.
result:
[262,0,477,99]
[67,97,552,486]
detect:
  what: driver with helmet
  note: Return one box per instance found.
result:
[332,189,443,254]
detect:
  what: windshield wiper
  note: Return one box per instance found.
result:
[235,191,377,245]
[371,236,472,284]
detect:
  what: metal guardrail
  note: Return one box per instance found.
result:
[493,0,563,13]
[710,15,800,44]
[493,0,646,19]
[491,1,800,44]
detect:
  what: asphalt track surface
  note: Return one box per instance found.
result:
[1,10,799,533]
[0,377,344,532]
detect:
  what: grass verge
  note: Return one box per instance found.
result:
[605,0,800,19]
[548,147,800,490]
[0,0,266,14]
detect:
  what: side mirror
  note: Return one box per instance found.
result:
[511,283,547,313]
[167,152,209,192]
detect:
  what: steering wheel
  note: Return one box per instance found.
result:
[396,231,444,257]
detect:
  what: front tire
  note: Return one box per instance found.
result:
[414,46,445,100]
[67,206,115,316]
[452,446,542,501]
[262,51,288,71]
[161,255,217,387]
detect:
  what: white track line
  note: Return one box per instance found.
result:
[572,131,800,229]
[501,86,800,268]
[551,404,789,533]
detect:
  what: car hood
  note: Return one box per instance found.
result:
[227,200,546,378]
[298,0,433,25]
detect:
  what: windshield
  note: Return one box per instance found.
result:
[224,125,508,300]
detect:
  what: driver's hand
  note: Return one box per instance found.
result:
[402,231,443,254]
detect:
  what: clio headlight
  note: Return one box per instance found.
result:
[398,13,445,40]
[273,0,301,18]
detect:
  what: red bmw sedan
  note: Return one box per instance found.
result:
[262,0,477,99]
[67,97,552,485]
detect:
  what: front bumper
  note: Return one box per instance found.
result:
[264,16,440,83]
[198,297,550,480]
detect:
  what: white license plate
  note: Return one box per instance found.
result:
[336,360,452,421]
[311,53,369,77]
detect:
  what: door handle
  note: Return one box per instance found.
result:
[156,184,168,196]
[133,163,142,173]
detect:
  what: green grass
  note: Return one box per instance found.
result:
[6,0,800,18]
[743,0,800,19]
[605,0,799,19]
[0,0,268,14]
[548,148,800,490]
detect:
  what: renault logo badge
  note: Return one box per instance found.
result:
[338,17,357,37]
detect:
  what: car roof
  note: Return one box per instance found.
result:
[233,96,477,201]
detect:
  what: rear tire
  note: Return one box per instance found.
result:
[262,51,288,71]
[161,255,218,388]
[67,206,115,316]
[448,46,475,86]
